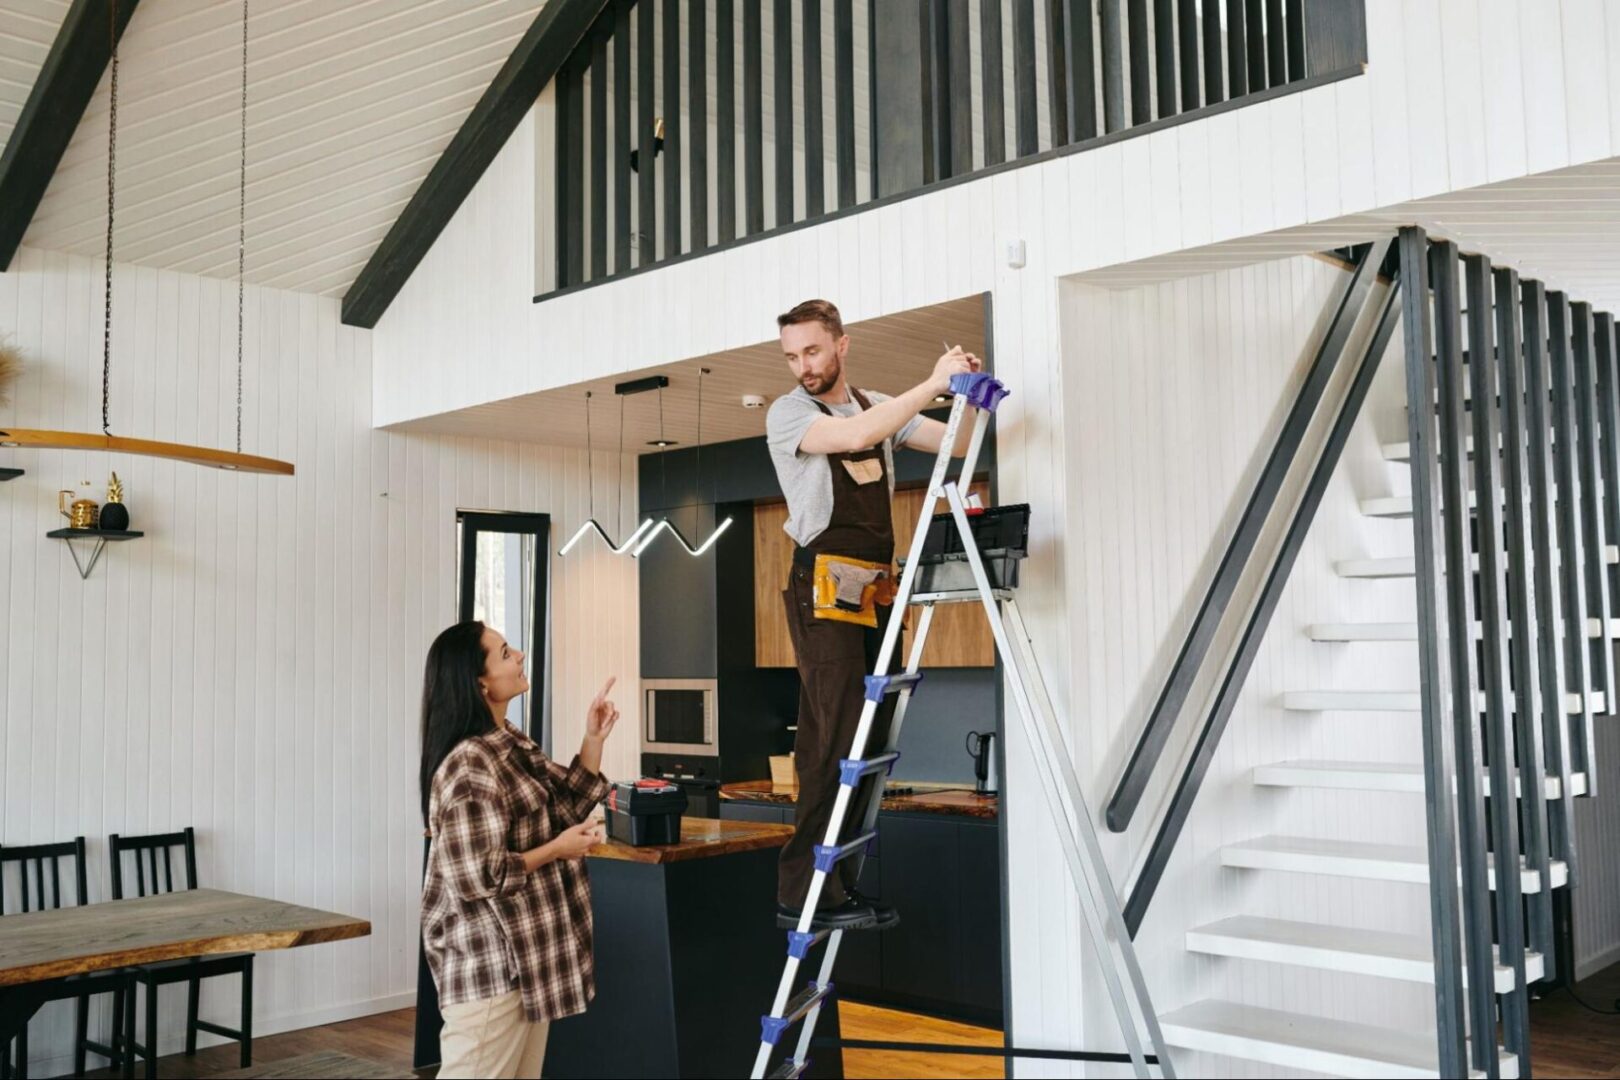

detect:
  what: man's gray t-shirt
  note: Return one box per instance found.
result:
[766,386,924,548]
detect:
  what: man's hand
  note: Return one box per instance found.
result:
[931,346,982,394]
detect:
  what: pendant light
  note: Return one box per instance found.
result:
[558,390,653,555]
[0,0,292,476]
[632,368,734,558]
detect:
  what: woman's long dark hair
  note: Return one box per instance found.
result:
[419,620,495,822]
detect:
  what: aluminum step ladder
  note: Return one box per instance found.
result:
[752,372,1175,1079]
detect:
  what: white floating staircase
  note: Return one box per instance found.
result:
[1155,405,1584,1078]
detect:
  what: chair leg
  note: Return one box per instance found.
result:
[184,975,199,1056]
[143,984,157,1080]
[74,994,89,1077]
[15,1025,26,1080]
[239,958,254,1068]
[121,986,135,1080]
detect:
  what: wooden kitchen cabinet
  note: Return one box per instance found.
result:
[752,482,995,668]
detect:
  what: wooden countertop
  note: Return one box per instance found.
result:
[587,817,795,865]
[721,780,999,819]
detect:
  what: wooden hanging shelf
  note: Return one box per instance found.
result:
[0,429,293,475]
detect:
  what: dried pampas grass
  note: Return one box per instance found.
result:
[0,340,21,407]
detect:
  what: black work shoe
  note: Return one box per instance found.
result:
[846,889,901,930]
[776,897,901,932]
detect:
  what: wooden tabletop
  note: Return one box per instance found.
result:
[0,888,370,987]
[587,817,794,865]
[721,780,999,819]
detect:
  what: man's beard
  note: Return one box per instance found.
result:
[801,360,840,396]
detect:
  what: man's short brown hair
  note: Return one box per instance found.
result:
[777,299,844,340]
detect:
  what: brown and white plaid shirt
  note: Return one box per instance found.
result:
[421,721,611,1021]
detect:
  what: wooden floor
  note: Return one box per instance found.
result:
[77,969,1619,1079]
[81,1001,1003,1079]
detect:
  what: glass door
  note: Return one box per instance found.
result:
[456,511,550,747]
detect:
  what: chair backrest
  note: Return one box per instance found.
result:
[109,827,199,899]
[0,838,90,914]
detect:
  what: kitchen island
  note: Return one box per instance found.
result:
[543,817,845,1079]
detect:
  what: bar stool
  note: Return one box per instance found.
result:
[109,828,253,1079]
[0,838,131,1079]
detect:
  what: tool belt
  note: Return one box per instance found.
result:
[795,548,896,627]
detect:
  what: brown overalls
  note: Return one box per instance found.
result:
[778,389,903,908]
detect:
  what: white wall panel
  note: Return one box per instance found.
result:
[0,245,640,1076]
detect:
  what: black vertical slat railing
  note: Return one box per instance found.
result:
[1463,252,1529,1074]
[1431,239,1500,1080]
[548,1,1368,292]
[1401,227,1469,1080]
[1549,293,1599,786]
[1524,279,1582,881]
[1572,304,1616,723]
[1495,265,1558,985]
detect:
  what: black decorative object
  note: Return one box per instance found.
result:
[98,470,129,529]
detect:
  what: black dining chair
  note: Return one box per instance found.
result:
[0,838,131,1080]
[109,827,253,1079]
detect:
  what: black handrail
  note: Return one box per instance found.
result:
[1122,255,1399,935]
[1107,239,1387,832]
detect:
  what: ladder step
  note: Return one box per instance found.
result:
[1280,690,1605,714]
[767,1061,808,1080]
[1185,915,1543,992]
[909,587,1013,605]
[838,752,900,787]
[1307,619,1613,642]
[760,981,835,1046]
[1221,835,1567,892]
[1159,999,1519,1079]
[864,672,923,701]
[813,832,878,873]
[1253,759,1587,799]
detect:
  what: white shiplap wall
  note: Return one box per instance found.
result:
[0,245,641,1076]
[372,2,1620,1074]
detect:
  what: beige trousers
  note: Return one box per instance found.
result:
[438,989,551,1079]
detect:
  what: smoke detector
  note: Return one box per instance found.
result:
[741,394,767,410]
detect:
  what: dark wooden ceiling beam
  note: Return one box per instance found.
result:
[341,0,610,329]
[0,0,142,272]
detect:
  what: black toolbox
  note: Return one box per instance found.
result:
[901,503,1031,593]
[604,778,689,846]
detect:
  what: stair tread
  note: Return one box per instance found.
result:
[1185,915,1543,990]
[1280,689,1605,714]
[1159,999,1518,1079]
[1361,491,1612,523]
[1253,759,1587,799]
[1307,619,1611,641]
[1222,834,1567,892]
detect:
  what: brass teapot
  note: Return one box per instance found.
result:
[58,489,99,530]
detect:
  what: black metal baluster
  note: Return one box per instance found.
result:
[1465,252,1530,1073]
[614,2,633,271]
[802,0,824,213]
[689,0,709,251]
[1100,0,1126,130]
[1572,303,1615,728]
[1285,0,1305,81]
[773,0,793,226]
[1245,0,1266,91]
[1013,0,1039,155]
[663,0,682,257]
[1225,0,1248,96]
[1128,0,1151,122]
[1550,292,1597,788]
[833,0,856,205]
[1177,0,1199,111]
[590,29,609,279]
[1069,0,1098,140]
[1048,0,1071,143]
[1496,265,1557,984]
[981,0,1007,162]
[638,0,657,262]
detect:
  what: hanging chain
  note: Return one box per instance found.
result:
[694,368,708,535]
[617,392,626,530]
[102,0,119,436]
[236,0,248,453]
[583,391,595,518]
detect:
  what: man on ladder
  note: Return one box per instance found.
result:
[766,299,980,931]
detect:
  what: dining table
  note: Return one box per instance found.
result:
[0,887,371,1046]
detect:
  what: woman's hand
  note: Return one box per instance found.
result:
[585,677,619,741]
[524,818,606,871]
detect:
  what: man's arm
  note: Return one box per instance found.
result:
[798,348,981,456]
[898,414,976,457]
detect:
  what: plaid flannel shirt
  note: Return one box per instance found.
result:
[421,722,611,1021]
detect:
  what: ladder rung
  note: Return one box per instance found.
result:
[864,672,923,701]
[760,981,835,1045]
[813,832,878,873]
[839,752,900,787]
[909,588,1013,605]
[786,928,830,960]
[768,1059,809,1079]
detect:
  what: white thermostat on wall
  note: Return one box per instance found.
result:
[742,394,767,410]
[1006,239,1027,269]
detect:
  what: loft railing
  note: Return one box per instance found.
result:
[541,0,1368,295]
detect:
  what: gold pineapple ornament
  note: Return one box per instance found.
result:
[100,470,130,531]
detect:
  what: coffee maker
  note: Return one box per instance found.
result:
[966,730,999,796]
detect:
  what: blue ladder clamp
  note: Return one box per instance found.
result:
[786,929,825,960]
[838,751,900,787]
[863,671,923,702]
[813,832,879,873]
[949,372,1010,411]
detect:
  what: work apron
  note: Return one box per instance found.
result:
[778,389,904,908]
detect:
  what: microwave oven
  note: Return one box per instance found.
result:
[641,679,718,755]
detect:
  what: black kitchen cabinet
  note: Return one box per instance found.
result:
[639,504,719,678]
[717,799,1002,1025]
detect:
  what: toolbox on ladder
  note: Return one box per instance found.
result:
[751,373,1174,1080]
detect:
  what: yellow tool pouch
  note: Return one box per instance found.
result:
[811,554,896,627]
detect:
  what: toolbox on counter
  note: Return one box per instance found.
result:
[901,503,1031,593]
[604,778,688,846]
